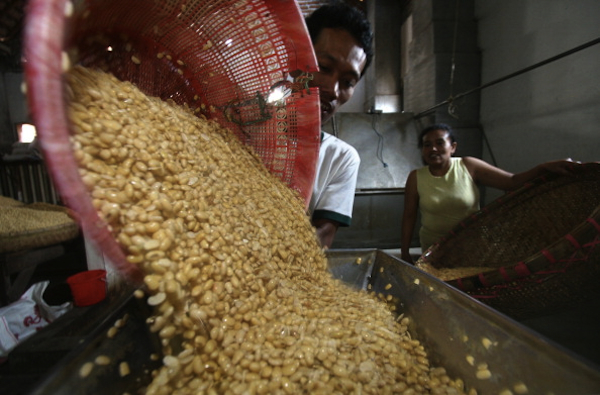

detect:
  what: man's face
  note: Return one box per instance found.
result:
[309,28,367,125]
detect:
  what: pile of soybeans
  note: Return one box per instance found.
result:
[66,65,473,395]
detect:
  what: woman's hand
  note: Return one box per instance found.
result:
[540,158,581,176]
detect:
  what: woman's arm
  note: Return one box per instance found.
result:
[401,170,419,263]
[463,156,578,191]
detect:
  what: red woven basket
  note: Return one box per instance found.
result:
[416,162,600,320]
[23,0,319,281]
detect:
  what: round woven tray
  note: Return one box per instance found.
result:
[0,197,80,254]
[416,162,600,320]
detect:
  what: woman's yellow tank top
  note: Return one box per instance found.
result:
[416,157,479,251]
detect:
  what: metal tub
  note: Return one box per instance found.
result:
[328,249,600,394]
[9,249,600,394]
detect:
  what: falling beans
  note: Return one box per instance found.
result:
[67,66,472,394]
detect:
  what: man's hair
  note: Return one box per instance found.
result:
[305,2,374,76]
[418,123,456,148]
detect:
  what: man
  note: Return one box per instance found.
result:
[305,3,374,248]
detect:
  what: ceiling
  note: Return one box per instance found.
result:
[0,0,26,72]
[0,0,412,73]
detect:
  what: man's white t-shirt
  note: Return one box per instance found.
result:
[308,132,360,226]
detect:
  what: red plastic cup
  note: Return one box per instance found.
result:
[67,270,107,307]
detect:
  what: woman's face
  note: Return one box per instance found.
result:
[421,129,457,166]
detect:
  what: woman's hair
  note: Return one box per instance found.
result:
[305,2,374,76]
[418,123,456,148]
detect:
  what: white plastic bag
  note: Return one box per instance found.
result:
[0,281,72,357]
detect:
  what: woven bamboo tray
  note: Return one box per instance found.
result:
[416,162,600,320]
[0,197,80,254]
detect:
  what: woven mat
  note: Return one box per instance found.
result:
[0,196,79,253]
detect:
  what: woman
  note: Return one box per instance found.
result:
[400,123,579,263]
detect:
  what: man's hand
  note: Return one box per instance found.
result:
[400,251,414,264]
[312,219,340,249]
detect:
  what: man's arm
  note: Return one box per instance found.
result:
[309,136,360,249]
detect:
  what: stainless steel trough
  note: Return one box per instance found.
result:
[328,249,600,394]
[10,249,600,395]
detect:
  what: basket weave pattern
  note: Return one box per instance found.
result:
[0,197,79,253]
[24,0,319,280]
[63,0,320,200]
[417,162,600,320]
